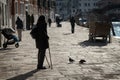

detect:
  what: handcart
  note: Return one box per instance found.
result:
[88,12,112,43]
[89,21,111,42]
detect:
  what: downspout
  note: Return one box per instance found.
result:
[11,0,15,29]
[0,3,1,47]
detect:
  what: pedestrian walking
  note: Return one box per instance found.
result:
[26,12,31,30]
[16,16,23,41]
[30,14,34,29]
[56,16,60,27]
[30,15,49,70]
[48,18,52,27]
[70,16,75,33]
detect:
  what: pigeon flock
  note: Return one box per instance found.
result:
[68,56,86,64]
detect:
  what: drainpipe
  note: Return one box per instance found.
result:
[0,3,1,47]
[11,0,15,29]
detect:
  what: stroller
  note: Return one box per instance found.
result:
[1,28,19,48]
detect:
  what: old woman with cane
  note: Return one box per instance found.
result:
[30,15,52,70]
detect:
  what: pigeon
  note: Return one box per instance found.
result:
[79,59,86,64]
[68,56,75,63]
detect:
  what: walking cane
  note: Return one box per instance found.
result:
[45,55,50,68]
[48,47,53,69]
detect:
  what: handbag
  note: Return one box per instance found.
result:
[30,27,38,39]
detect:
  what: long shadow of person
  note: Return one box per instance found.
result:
[7,69,38,80]
[63,33,71,35]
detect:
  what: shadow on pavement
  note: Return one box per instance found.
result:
[63,33,71,35]
[7,69,38,80]
[0,48,14,50]
[0,48,15,53]
[78,40,108,47]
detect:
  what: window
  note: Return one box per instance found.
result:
[84,3,87,6]
[79,9,81,12]
[88,3,90,6]
[93,3,96,6]
[73,10,75,12]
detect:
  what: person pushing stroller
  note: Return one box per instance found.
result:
[1,28,19,48]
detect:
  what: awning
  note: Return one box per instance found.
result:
[0,0,6,4]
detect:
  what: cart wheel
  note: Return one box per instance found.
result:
[89,36,94,42]
[105,37,107,42]
[103,37,107,42]
[3,43,7,49]
[15,43,19,48]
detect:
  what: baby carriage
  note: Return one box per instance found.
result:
[1,28,19,48]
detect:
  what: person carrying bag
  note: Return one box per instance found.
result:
[30,15,52,70]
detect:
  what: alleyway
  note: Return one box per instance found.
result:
[0,22,120,80]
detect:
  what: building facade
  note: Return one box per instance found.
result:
[55,0,100,20]
[55,0,68,20]
[98,0,120,8]
[78,0,100,13]
[97,0,120,20]
[0,0,55,47]
[0,0,8,47]
[0,0,38,47]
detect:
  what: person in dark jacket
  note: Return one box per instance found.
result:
[26,14,31,30]
[32,15,49,69]
[70,16,75,33]
[56,16,60,27]
[16,16,23,41]
[30,14,34,29]
[48,18,52,27]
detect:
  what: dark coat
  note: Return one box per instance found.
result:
[30,14,34,24]
[16,17,23,29]
[34,23,49,50]
[48,18,52,24]
[70,17,75,26]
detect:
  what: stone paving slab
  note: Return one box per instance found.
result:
[0,22,120,80]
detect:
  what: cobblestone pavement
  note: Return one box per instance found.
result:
[0,22,120,80]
